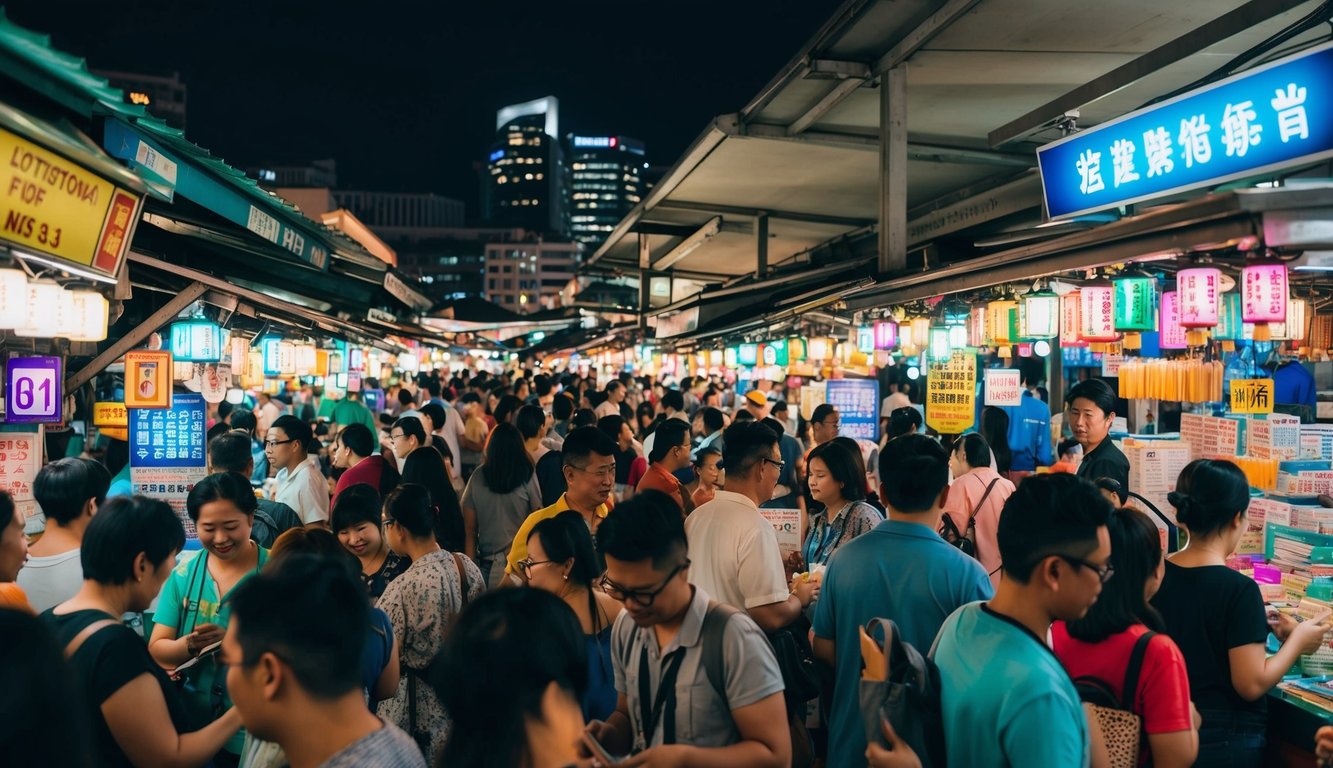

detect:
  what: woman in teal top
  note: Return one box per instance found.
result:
[149,472,269,758]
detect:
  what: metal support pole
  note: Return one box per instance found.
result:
[65,281,208,392]
[878,66,908,274]
[755,213,769,279]
[638,270,651,334]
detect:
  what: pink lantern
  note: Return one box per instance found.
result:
[873,320,897,350]
[1060,291,1085,346]
[1080,286,1118,343]
[1159,291,1187,349]
[1242,263,1288,323]
[1176,267,1221,328]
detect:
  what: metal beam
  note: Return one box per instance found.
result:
[876,0,985,71]
[65,281,208,393]
[988,0,1309,146]
[638,232,651,270]
[755,214,770,278]
[879,66,908,273]
[908,142,1034,168]
[656,200,873,228]
[787,77,868,136]
[654,216,723,270]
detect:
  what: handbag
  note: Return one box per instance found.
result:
[405,553,473,756]
[939,478,999,558]
[857,618,946,768]
[1074,631,1156,768]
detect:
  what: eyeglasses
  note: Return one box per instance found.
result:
[264,438,297,448]
[569,462,616,478]
[380,517,396,527]
[516,558,555,575]
[600,561,689,607]
[389,432,408,441]
[1056,554,1115,584]
[762,457,785,471]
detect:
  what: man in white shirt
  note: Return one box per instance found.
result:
[16,458,111,613]
[417,403,462,487]
[254,392,284,440]
[685,421,818,631]
[265,415,329,527]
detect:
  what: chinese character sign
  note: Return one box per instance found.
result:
[927,351,977,434]
[1039,43,1333,219]
[1230,379,1275,415]
[824,379,879,442]
[0,424,43,532]
[984,369,1022,407]
[128,393,207,469]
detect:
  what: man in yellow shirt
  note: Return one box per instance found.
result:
[505,426,618,579]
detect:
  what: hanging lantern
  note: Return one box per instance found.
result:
[14,281,64,338]
[806,338,827,361]
[928,327,952,362]
[1079,286,1118,343]
[787,337,806,362]
[169,319,223,362]
[1113,277,1157,331]
[874,320,898,350]
[1215,293,1243,341]
[856,326,875,354]
[709,349,724,367]
[1176,267,1221,328]
[724,346,740,367]
[1159,291,1187,349]
[738,343,759,366]
[1023,292,1060,338]
[0,268,27,329]
[768,338,789,366]
[278,341,297,375]
[1241,263,1288,323]
[908,318,931,349]
[296,344,318,376]
[948,324,968,349]
[67,290,108,342]
[968,307,986,347]
[1060,291,1084,345]
[261,338,283,376]
[987,301,1019,345]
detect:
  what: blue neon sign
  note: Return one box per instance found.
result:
[1038,43,1333,220]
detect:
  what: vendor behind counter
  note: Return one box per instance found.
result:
[1066,378,1130,492]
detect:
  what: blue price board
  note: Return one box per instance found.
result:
[1038,43,1333,220]
[128,393,206,468]
[5,356,62,423]
[824,379,880,442]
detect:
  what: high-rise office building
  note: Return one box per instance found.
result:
[93,69,188,130]
[482,96,566,235]
[566,135,645,248]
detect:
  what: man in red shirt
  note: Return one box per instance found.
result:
[636,419,694,513]
[330,423,395,507]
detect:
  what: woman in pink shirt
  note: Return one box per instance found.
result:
[942,433,1014,586]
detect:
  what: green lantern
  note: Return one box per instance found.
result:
[1216,292,1243,340]
[1113,277,1157,332]
[787,337,807,362]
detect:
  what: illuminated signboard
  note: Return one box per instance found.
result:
[489,149,505,162]
[572,136,617,149]
[1038,42,1333,220]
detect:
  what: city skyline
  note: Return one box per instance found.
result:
[7,1,830,217]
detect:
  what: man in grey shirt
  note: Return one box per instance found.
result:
[587,489,790,764]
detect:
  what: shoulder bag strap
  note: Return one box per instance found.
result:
[452,552,471,609]
[64,618,122,659]
[700,601,739,701]
[966,478,1002,533]
[1120,631,1156,711]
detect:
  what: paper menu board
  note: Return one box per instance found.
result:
[757,507,802,559]
[1178,413,1240,458]
[0,424,43,534]
[1248,415,1301,461]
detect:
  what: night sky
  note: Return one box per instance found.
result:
[7,1,834,221]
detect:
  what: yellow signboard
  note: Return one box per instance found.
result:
[927,350,977,434]
[93,401,128,427]
[0,127,141,278]
[124,351,173,409]
[1230,378,1275,415]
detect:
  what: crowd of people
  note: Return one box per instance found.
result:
[3,366,1333,768]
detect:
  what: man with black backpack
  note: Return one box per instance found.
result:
[812,434,992,768]
[585,489,791,765]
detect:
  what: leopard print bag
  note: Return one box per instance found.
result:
[1072,631,1156,768]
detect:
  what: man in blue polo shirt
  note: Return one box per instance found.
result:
[931,473,1112,768]
[812,434,992,768]
[1000,360,1052,482]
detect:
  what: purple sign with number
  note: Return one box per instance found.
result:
[6,356,62,423]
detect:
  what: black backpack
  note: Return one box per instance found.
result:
[858,618,946,768]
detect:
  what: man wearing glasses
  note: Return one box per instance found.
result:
[265,414,329,528]
[931,473,1113,768]
[685,422,818,632]
[504,427,618,581]
[585,490,790,764]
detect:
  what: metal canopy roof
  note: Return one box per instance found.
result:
[588,0,1327,281]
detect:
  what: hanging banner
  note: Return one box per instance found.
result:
[129,393,207,538]
[799,381,826,421]
[0,126,143,280]
[0,423,43,534]
[5,356,62,423]
[927,350,977,434]
[824,379,880,442]
[124,350,172,409]
[1231,378,1275,414]
[1039,42,1333,219]
[984,369,1023,407]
